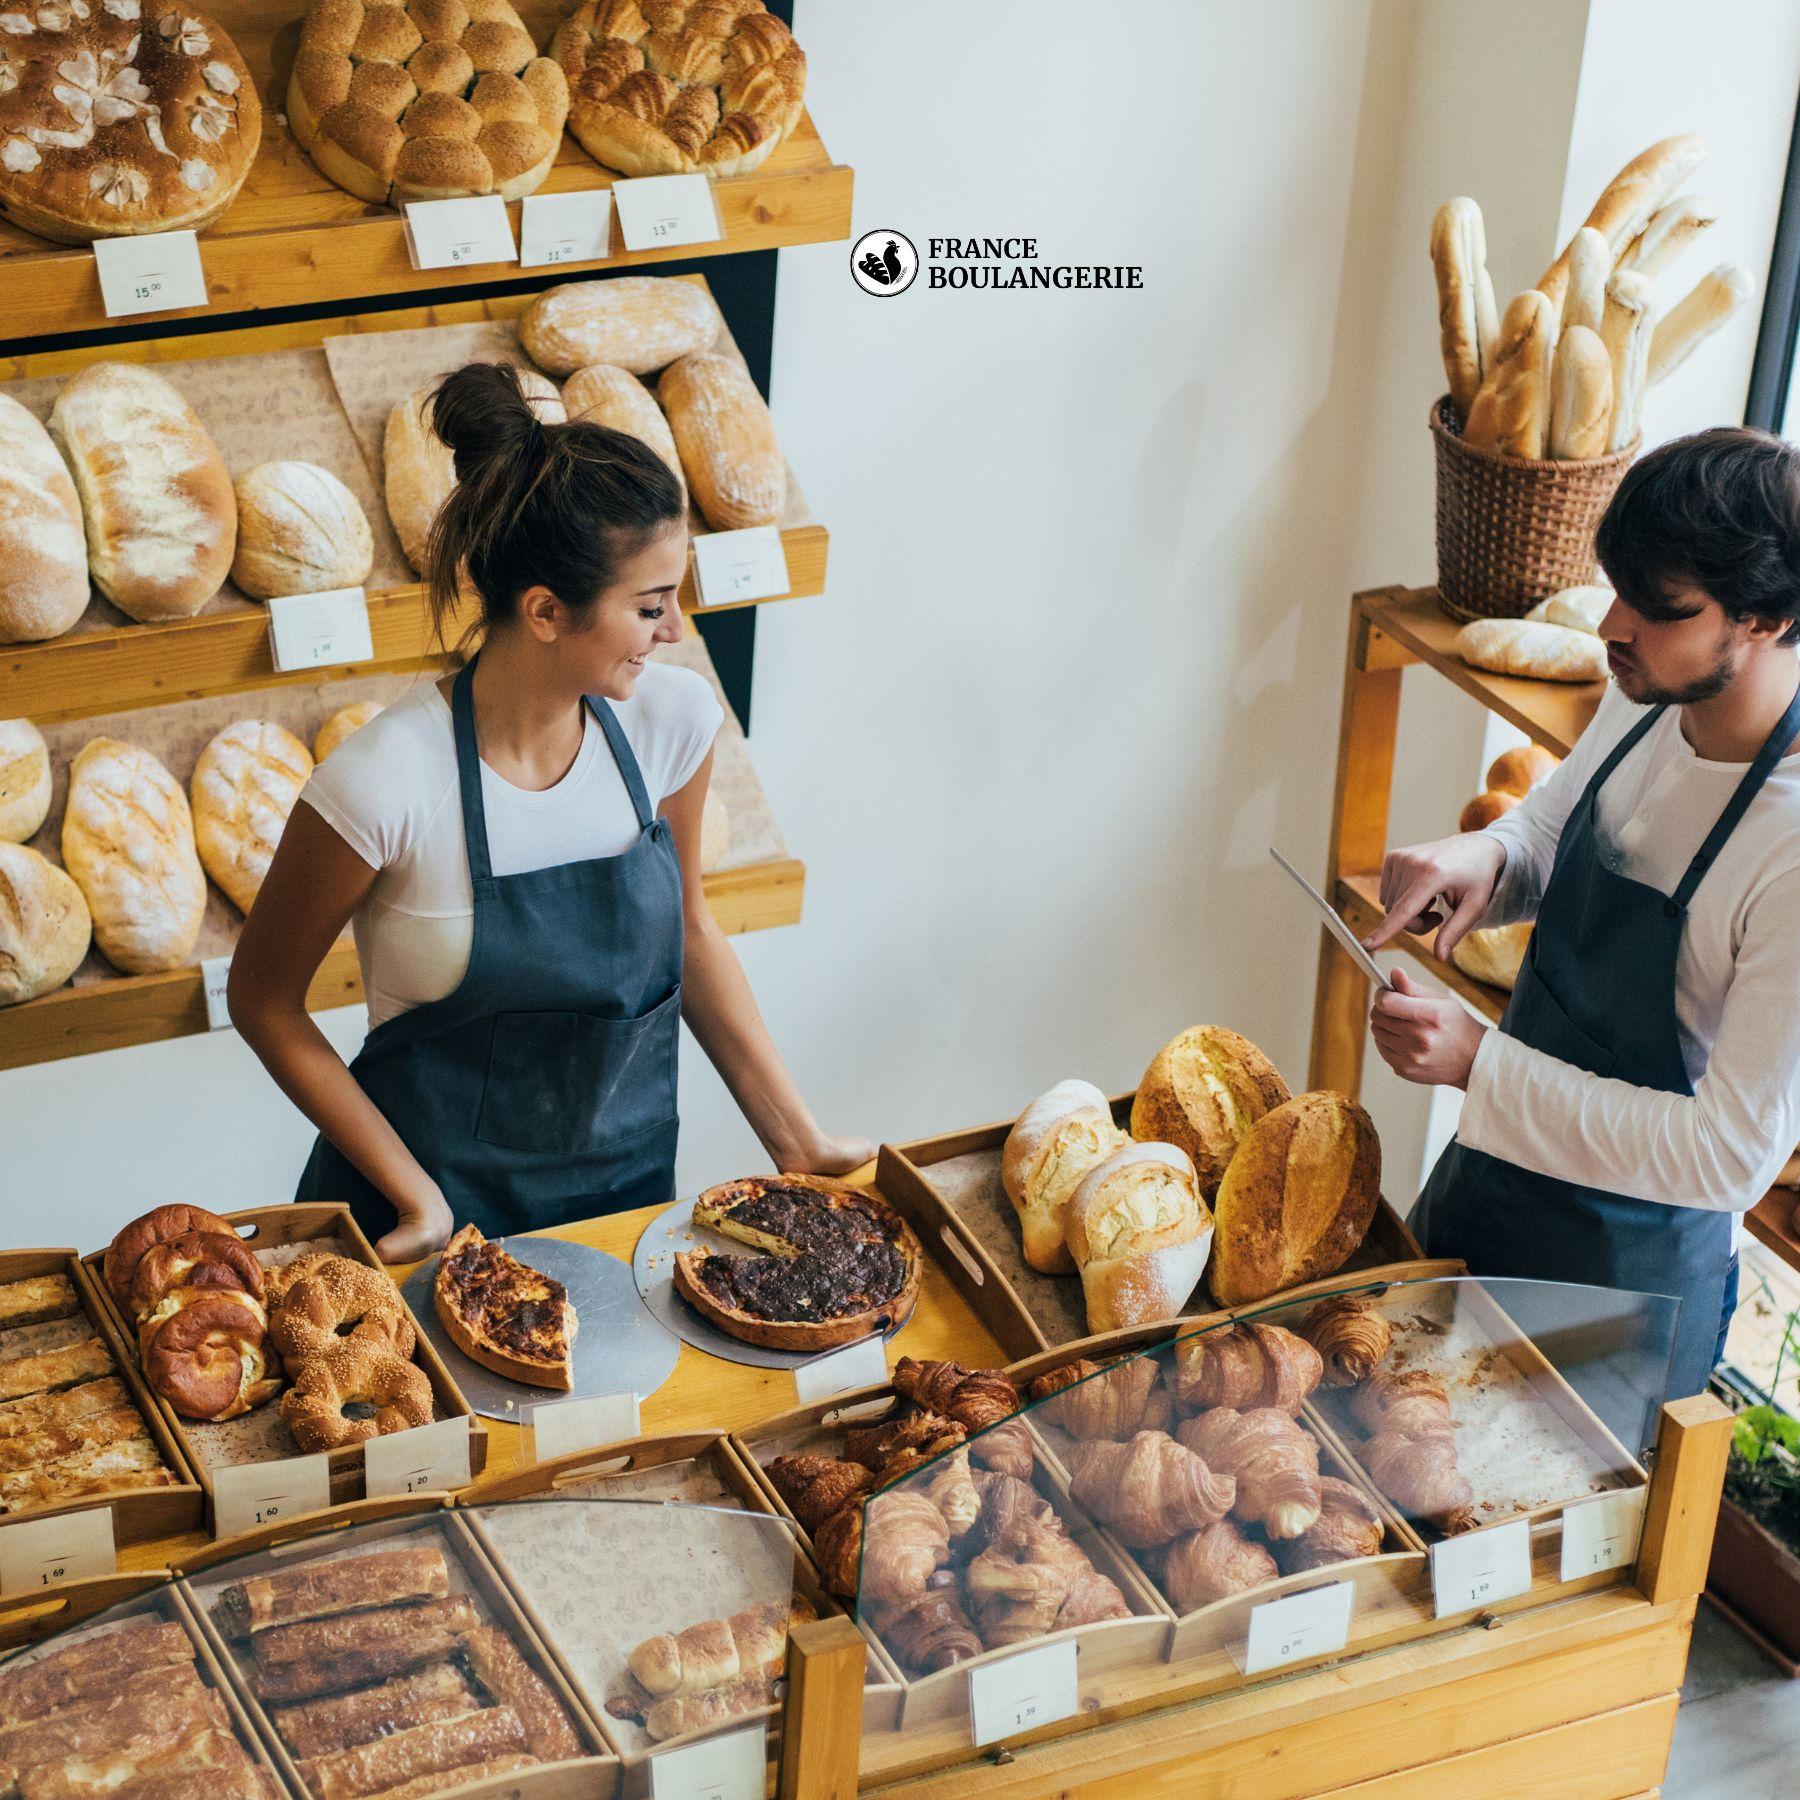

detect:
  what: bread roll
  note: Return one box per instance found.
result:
[1599,270,1655,452]
[1131,1026,1291,1199]
[0,843,90,1008]
[231,462,374,599]
[1451,922,1532,991]
[1485,744,1560,795]
[1456,619,1609,683]
[0,720,52,844]
[1462,291,1553,458]
[1430,198,1499,416]
[191,721,314,915]
[1525,586,1612,635]
[1547,325,1613,460]
[1209,1093,1381,1306]
[700,788,731,871]
[1561,227,1611,337]
[49,363,236,622]
[1002,1080,1129,1275]
[315,702,383,763]
[62,739,205,974]
[1649,262,1754,385]
[1064,1142,1211,1333]
[1618,193,1716,278]
[520,277,723,377]
[0,395,89,645]
[1459,790,1518,833]
[562,364,686,502]
[659,354,786,531]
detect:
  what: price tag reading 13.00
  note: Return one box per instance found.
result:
[611,172,721,252]
[1429,1517,1532,1618]
[967,1638,1078,1747]
[212,1453,331,1541]
[0,1507,116,1598]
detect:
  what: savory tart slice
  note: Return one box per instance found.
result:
[672,1175,922,1352]
[434,1225,577,1391]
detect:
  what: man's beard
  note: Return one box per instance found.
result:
[1619,642,1737,706]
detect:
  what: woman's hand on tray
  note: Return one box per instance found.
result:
[373,1178,456,1265]
[779,1129,878,1179]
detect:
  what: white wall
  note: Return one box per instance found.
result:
[4,1,1797,1255]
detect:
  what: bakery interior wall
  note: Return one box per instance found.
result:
[3,1,1798,1246]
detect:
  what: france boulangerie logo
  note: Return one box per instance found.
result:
[850,228,919,295]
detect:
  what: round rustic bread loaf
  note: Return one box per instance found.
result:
[231,461,374,599]
[563,362,686,501]
[288,0,570,205]
[0,719,52,844]
[1131,1026,1292,1200]
[190,719,313,915]
[552,0,805,179]
[0,5,260,245]
[0,841,90,1008]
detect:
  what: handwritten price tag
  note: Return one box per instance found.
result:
[0,1508,115,1598]
[1430,1518,1532,1618]
[691,526,791,606]
[612,173,720,252]
[793,1332,888,1406]
[520,190,612,267]
[212,1455,330,1541]
[648,1722,765,1800]
[1560,1488,1646,1581]
[968,1638,1077,1747]
[200,956,233,1030]
[1242,1581,1354,1674]
[363,1416,472,1499]
[403,196,517,271]
[267,586,373,673]
[93,230,207,318]
[527,1392,639,1464]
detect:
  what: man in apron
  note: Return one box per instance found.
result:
[1363,428,1800,1404]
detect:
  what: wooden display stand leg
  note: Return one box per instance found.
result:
[779,1615,867,1800]
[1637,1392,1734,1606]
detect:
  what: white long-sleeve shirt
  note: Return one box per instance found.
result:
[1458,671,1800,1228]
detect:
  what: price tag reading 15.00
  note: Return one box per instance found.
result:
[1429,1518,1532,1618]
[92,229,208,319]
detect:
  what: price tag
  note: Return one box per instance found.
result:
[212,1455,331,1541]
[1560,1488,1646,1581]
[968,1638,1077,1747]
[403,196,517,271]
[267,586,374,673]
[363,1416,472,1499]
[1429,1518,1532,1618]
[92,230,207,318]
[691,526,791,606]
[527,1392,640,1464]
[647,1722,765,1800]
[520,190,613,267]
[612,173,721,252]
[1241,1580,1354,1674]
[0,1508,115,1598]
[201,956,232,1030]
[793,1332,888,1406]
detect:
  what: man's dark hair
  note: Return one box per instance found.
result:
[1596,426,1800,643]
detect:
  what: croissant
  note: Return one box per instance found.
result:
[843,1410,967,1481]
[868,1589,982,1673]
[1172,1324,1323,1414]
[972,1468,1053,1547]
[1011,1517,1133,1627]
[892,1358,1020,1430]
[811,1504,863,1600]
[1350,1369,1453,1437]
[1064,1430,1237,1548]
[861,1489,952,1602]
[1278,1476,1386,1574]
[765,1454,876,1535]
[924,1448,981,1537]
[1360,1431,1475,1533]
[1159,1521,1279,1610]
[1029,1355,1166,1439]
[1177,1407,1323,1539]
[966,1535,1074,1647]
[970,1418,1036,1481]
[1299,1295,1392,1387]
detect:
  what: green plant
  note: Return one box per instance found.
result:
[1723,1301,1800,1555]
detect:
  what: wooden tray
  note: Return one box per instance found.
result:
[181,1494,617,1799]
[82,1204,486,1520]
[877,1092,1426,1359]
[0,1248,203,1549]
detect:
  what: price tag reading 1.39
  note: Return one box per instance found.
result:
[1429,1517,1533,1619]
[0,1508,116,1598]
[967,1638,1078,1747]
[1560,1488,1647,1581]
[212,1454,331,1541]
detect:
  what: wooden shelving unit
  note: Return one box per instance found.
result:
[0,3,853,344]
[1309,583,1799,1276]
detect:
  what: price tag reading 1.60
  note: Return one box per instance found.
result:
[212,1454,330,1541]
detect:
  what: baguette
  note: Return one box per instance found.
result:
[1562,227,1611,337]
[659,353,787,530]
[1649,262,1754,384]
[1429,197,1500,416]
[1618,193,1716,278]
[0,396,89,645]
[1463,291,1554,458]
[0,720,52,844]
[1547,325,1613,460]
[0,844,90,1010]
[1599,270,1656,451]
[1455,619,1609,683]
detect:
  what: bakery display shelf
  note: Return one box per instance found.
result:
[0,3,852,347]
[1745,1184,1800,1278]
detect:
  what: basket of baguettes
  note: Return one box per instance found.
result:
[1430,132,1754,625]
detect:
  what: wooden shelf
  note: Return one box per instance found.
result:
[0,4,853,345]
[1746,1185,1800,1277]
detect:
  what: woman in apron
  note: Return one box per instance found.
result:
[231,362,870,1260]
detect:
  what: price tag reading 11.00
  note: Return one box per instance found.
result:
[1429,1517,1533,1619]
[520,190,613,268]
[0,1507,115,1598]
[968,1638,1078,1747]
[612,173,721,252]
[212,1453,331,1541]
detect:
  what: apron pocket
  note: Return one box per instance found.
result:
[1508,970,1618,1078]
[474,986,681,1157]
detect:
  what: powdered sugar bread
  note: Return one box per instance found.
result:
[0,718,53,844]
[1001,1079,1128,1275]
[562,363,686,503]
[0,394,89,645]
[519,277,722,377]
[658,352,784,530]
[0,842,90,1007]
[49,361,236,622]
[1064,1141,1213,1334]
[190,719,314,915]
[231,461,374,599]
[62,737,206,974]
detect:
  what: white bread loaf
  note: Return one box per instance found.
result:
[49,363,236,623]
[1525,585,1612,635]
[1463,291,1554,459]
[699,787,730,871]
[1451,921,1532,992]
[62,739,205,975]
[231,462,374,600]
[1618,194,1716,278]
[1429,198,1499,416]
[1547,325,1613,461]
[659,353,786,530]
[0,720,52,844]
[1001,1080,1129,1275]
[1561,227,1611,337]
[1599,270,1656,452]
[520,278,723,377]
[0,395,89,645]
[191,721,314,916]
[1649,262,1754,385]
[314,702,383,763]
[1456,619,1609,683]
[0,843,90,1009]
[563,364,687,504]
[1064,1141,1211,1333]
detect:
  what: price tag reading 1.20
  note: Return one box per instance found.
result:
[267,586,374,673]
[363,1416,472,1499]
[1560,1488,1647,1581]
[212,1454,331,1541]
[691,526,791,607]
[1242,1580,1355,1674]
[1430,1518,1532,1618]
[611,173,721,252]
[0,1508,116,1598]
[967,1638,1078,1747]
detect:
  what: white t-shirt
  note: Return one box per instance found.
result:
[302,665,721,1027]
[1461,672,1800,1231]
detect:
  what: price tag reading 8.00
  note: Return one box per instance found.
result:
[212,1454,331,1541]
[967,1639,1078,1747]
[1429,1518,1533,1619]
[403,196,517,272]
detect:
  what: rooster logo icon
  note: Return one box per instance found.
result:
[850,228,918,296]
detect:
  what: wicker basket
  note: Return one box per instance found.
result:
[1430,395,1636,622]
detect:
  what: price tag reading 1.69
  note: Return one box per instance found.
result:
[0,1508,116,1598]
[1429,1518,1532,1618]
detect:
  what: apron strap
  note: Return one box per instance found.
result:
[1584,702,1667,800]
[1673,668,1800,907]
[449,659,493,884]
[586,695,655,832]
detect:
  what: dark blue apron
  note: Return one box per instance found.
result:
[294,659,685,1242]
[1413,679,1800,1403]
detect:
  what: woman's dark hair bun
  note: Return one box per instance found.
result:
[426,361,548,482]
